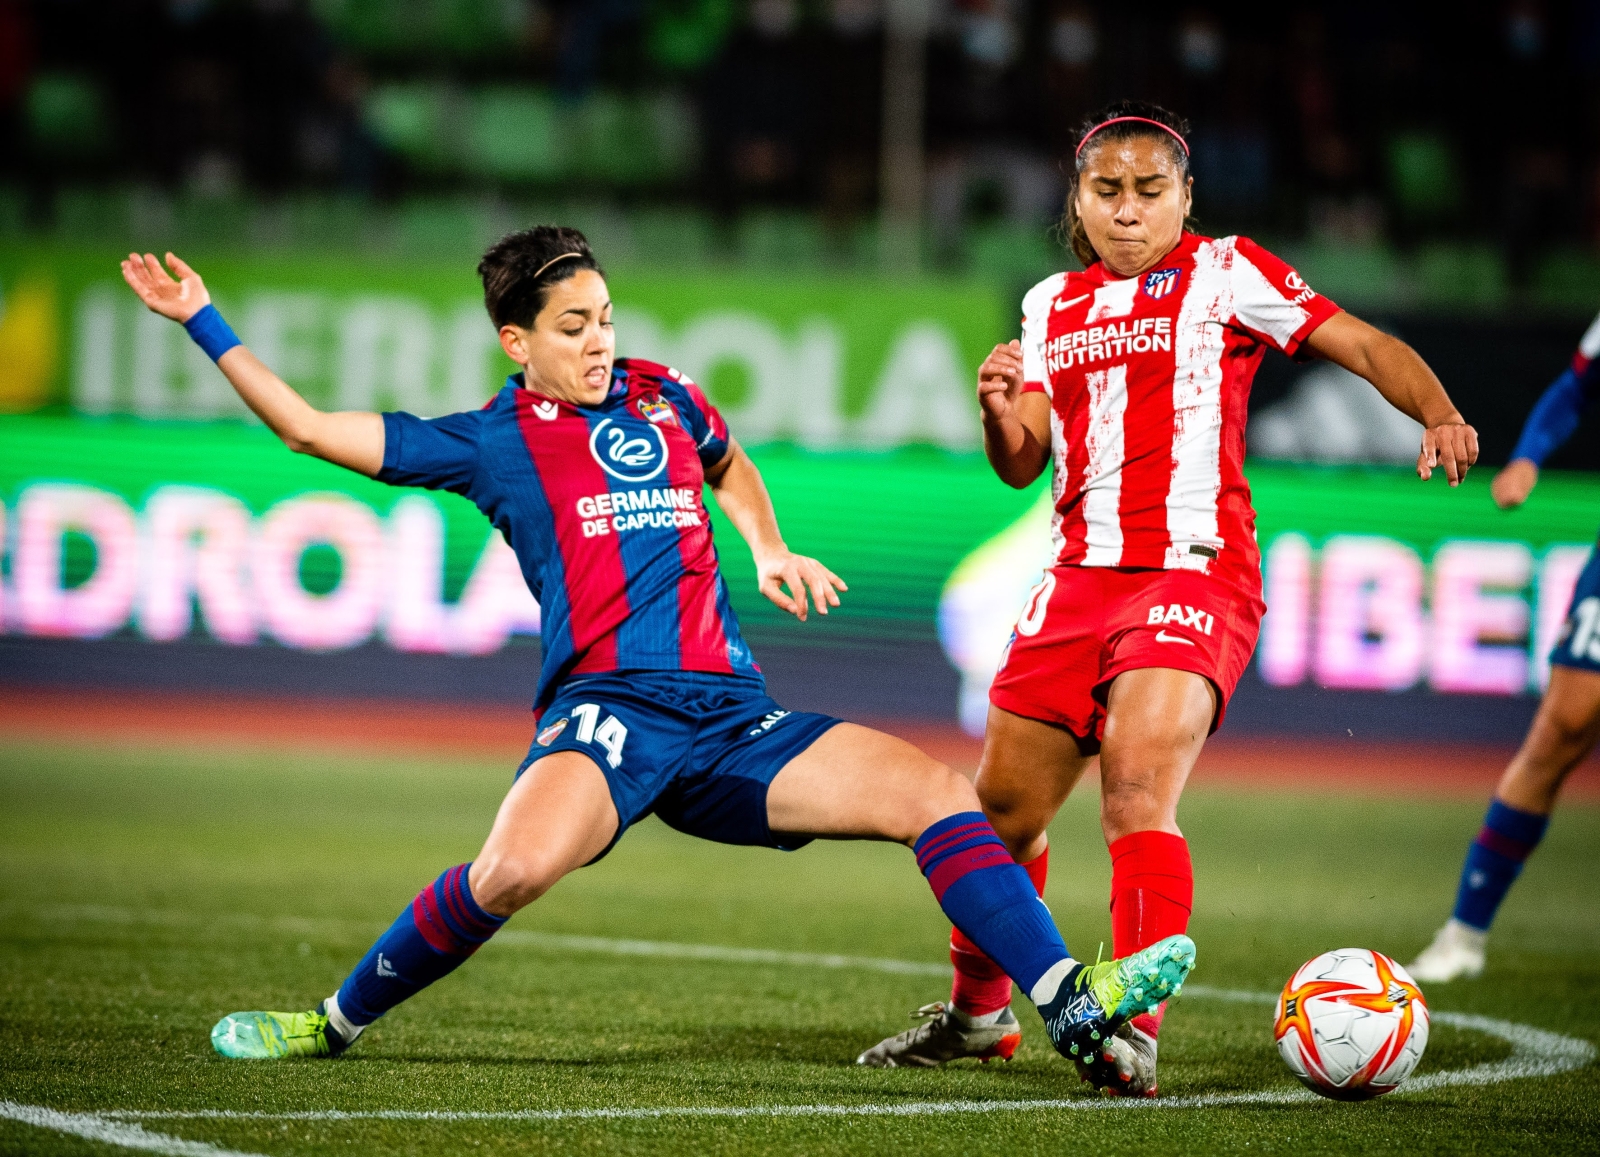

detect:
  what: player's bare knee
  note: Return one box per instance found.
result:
[1099,777,1166,839]
[469,853,560,914]
[904,764,982,844]
[975,787,1046,858]
[1534,705,1600,759]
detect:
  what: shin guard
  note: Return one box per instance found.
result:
[1109,831,1192,1037]
[949,847,1048,1015]
[335,863,506,1026]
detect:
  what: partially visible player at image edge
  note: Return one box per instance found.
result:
[119,226,1195,1070]
[857,101,1478,1092]
[1409,307,1600,983]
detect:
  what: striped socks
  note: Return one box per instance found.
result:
[948,847,1048,1016]
[915,812,1072,1000]
[334,863,507,1027]
[1451,800,1549,932]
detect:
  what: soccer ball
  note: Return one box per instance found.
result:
[1273,948,1429,1100]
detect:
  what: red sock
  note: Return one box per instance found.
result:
[1108,831,1192,1038]
[948,846,1048,1015]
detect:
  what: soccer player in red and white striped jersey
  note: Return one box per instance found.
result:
[858,102,1479,1091]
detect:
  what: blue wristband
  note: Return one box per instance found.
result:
[183,303,241,363]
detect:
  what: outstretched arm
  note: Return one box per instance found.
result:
[119,252,384,477]
[1303,311,1479,486]
[1492,359,1600,509]
[705,440,847,622]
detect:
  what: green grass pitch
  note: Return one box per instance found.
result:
[2,738,1597,1155]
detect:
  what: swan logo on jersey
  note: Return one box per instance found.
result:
[1143,267,1180,299]
[536,718,568,746]
[589,418,668,482]
[637,396,679,426]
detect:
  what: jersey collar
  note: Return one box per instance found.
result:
[505,371,627,412]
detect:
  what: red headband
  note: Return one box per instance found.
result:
[1075,116,1190,160]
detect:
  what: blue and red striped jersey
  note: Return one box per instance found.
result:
[378,357,759,711]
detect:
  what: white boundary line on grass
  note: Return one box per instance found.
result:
[8,922,1594,1151]
[89,1003,1595,1124]
[0,1102,262,1157]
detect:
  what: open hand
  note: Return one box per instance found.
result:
[1417,421,1479,486]
[120,251,210,323]
[1491,458,1538,509]
[977,340,1025,421]
[756,550,846,622]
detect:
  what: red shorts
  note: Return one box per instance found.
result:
[988,565,1264,746]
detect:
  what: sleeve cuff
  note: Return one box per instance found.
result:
[377,412,403,480]
[1281,297,1341,360]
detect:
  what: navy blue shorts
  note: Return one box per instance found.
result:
[1551,546,1600,674]
[516,671,843,856]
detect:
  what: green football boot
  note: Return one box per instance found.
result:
[1035,934,1194,1063]
[211,1002,349,1059]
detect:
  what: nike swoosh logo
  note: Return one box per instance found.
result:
[1054,293,1091,312]
[1155,630,1196,646]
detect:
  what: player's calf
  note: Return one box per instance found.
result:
[908,811,1194,1068]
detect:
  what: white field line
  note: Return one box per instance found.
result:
[14,913,1595,1143]
[0,1101,267,1156]
[91,1005,1594,1124]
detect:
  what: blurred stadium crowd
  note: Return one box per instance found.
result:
[6,1,1600,294]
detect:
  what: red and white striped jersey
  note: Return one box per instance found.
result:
[1021,232,1339,592]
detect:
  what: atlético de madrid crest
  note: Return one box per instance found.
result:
[1143,267,1180,299]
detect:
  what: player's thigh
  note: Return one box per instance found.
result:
[765,722,978,845]
[471,750,619,915]
[973,704,1097,858]
[1097,667,1217,833]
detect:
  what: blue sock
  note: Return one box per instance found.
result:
[1452,800,1549,932]
[914,812,1072,1000]
[335,863,506,1026]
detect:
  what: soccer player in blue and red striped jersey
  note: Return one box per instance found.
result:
[1410,307,1600,982]
[120,226,1196,1070]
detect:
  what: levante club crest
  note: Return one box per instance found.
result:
[536,718,568,747]
[1144,267,1180,299]
[637,396,678,426]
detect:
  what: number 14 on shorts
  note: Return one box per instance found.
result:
[571,703,629,768]
[1147,603,1215,635]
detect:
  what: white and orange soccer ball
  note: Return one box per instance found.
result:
[1273,948,1430,1100]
